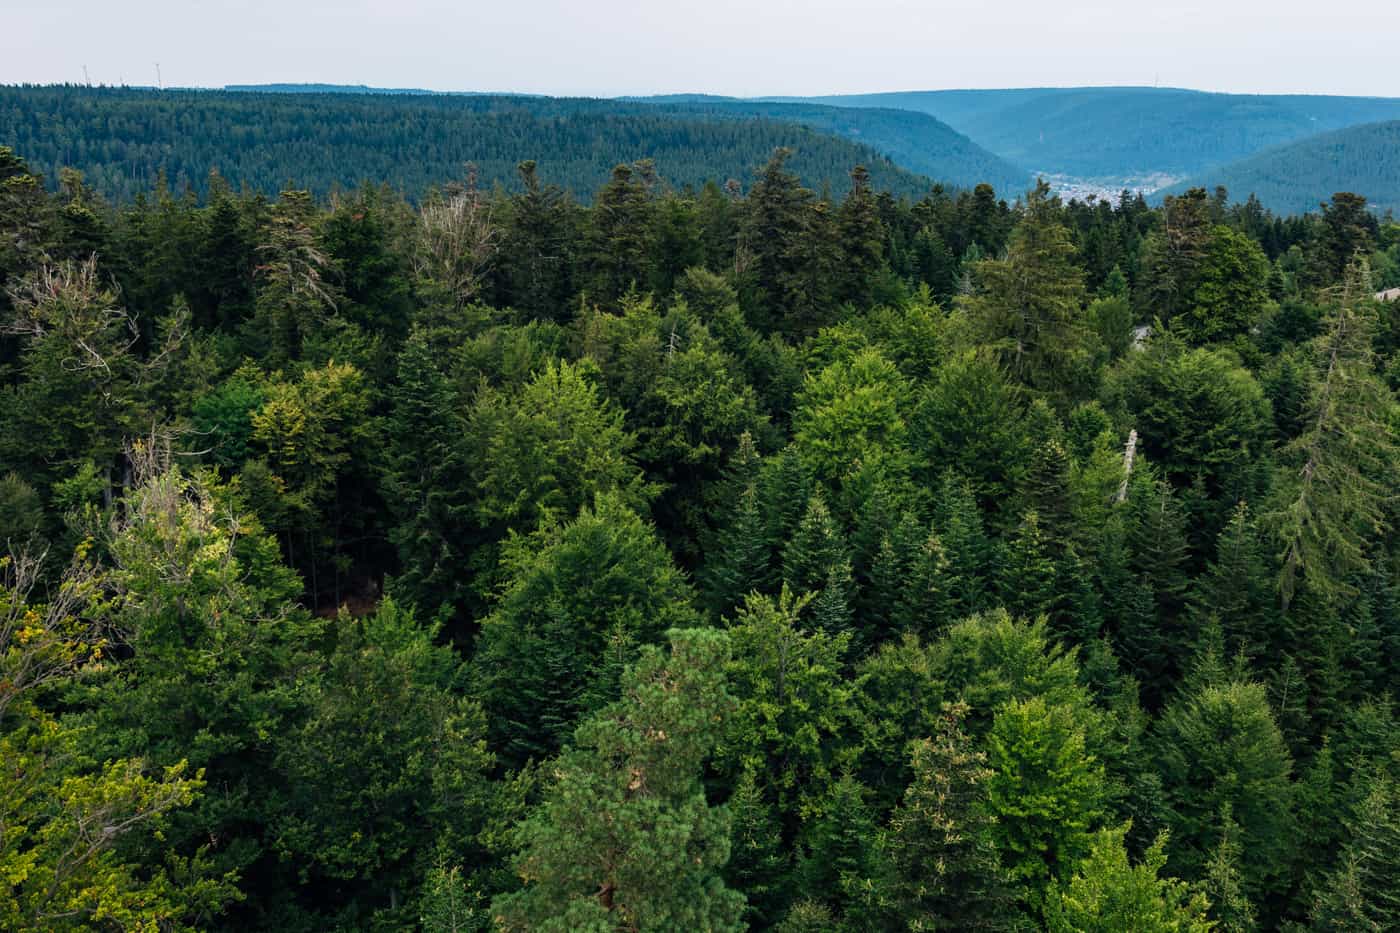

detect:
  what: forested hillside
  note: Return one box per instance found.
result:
[226,84,1032,194]
[781,86,1400,181]
[0,86,937,202]
[1167,120,1400,215]
[4,135,1400,932]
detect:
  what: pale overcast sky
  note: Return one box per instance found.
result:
[4,0,1398,98]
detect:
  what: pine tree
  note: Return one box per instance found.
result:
[1137,188,1211,323]
[496,159,575,322]
[492,628,745,932]
[718,590,858,826]
[581,161,656,306]
[1022,435,1073,544]
[1121,479,1192,701]
[892,521,953,640]
[705,481,771,616]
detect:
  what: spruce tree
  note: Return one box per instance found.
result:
[1270,260,1398,610]
[723,768,792,929]
[1202,806,1258,933]
[1154,680,1294,910]
[960,181,1087,394]
[794,773,886,926]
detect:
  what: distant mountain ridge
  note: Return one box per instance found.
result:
[768,86,1400,185]
[1163,120,1400,215]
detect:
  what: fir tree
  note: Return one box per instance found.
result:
[882,702,1014,930]
[1309,774,1400,931]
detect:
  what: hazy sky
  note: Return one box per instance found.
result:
[5,0,1398,98]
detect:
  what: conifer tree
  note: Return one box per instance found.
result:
[933,473,997,618]
[472,494,701,766]
[492,628,745,932]
[794,773,887,926]
[999,510,1059,623]
[960,181,1087,393]
[723,768,792,929]
[1154,680,1294,908]
[1189,501,1271,661]
[1309,774,1400,931]
[882,703,1014,930]
[581,161,656,306]
[783,490,854,603]
[1270,260,1398,610]
[835,165,886,307]
[1202,806,1258,933]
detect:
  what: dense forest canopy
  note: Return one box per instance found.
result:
[3,131,1400,932]
[0,85,949,202]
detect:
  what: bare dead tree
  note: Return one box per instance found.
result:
[2,256,139,381]
[415,164,497,310]
[0,548,105,725]
[1117,429,1138,503]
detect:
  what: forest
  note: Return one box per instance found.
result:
[2,137,1400,932]
[1168,120,1400,216]
[0,86,949,203]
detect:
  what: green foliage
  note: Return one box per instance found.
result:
[1043,826,1212,933]
[471,359,653,535]
[882,702,1015,930]
[717,590,859,822]
[3,122,1397,932]
[0,87,943,203]
[1308,773,1400,930]
[1154,679,1295,907]
[271,600,495,927]
[1268,261,1398,609]
[473,494,701,766]
[793,347,912,483]
[492,628,745,932]
[985,696,1108,906]
[961,181,1089,394]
